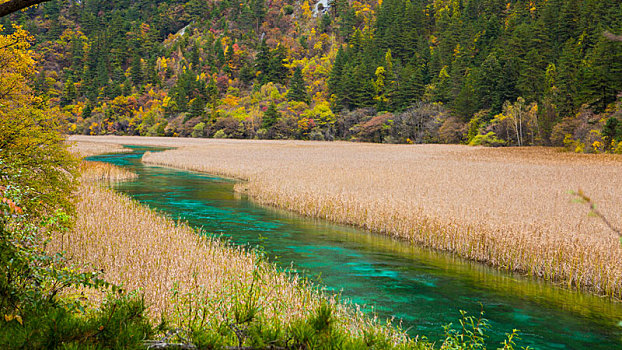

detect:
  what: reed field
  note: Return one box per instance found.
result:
[79,161,138,182]
[47,161,410,345]
[69,140,131,157]
[69,136,622,298]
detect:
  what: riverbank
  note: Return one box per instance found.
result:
[69,136,622,299]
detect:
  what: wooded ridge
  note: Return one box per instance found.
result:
[3,0,621,151]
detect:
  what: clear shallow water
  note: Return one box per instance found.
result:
[88,147,622,349]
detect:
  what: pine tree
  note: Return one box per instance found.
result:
[475,53,504,113]
[206,76,219,122]
[328,47,346,100]
[262,103,280,129]
[240,61,255,84]
[392,64,424,111]
[250,0,265,33]
[82,102,93,120]
[61,77,77,107]
[268,45,288,84]
[602,117,620,150]
[130,55,143,87]
[580,35,622,112]
[287,67,309,103]
[34,70,48,96]
[254,40,271,84]
[349,65,375,109]
[453,71,477,120]
[189,97,206,119]
[555,39,582,117]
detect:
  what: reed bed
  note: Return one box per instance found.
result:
[68,136,622,298]
[80,160,138,182]
[69,140,132,158]
[47,180,408,343]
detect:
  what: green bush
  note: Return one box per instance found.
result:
[468,132,506,147]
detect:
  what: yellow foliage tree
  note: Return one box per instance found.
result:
[0,25,35,105]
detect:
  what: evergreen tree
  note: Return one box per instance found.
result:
[453,71,478,120]
[475,53,504,113]
[82,102,93,120]
[580,35,622,112]
[189,97,206,119]
[240,61,255,85]
[349,65,375,109]
[254,40,271,84]
[392,64,424,111]
[61,78,77,107]
[206,76,219,122]
[602,117,621,149]
[328,47,346,101]
[262,102,280,129]
[34,70,48,96]
[250,0,265,33]
[287,67,309,103]
[267,45,288,84]
[130,55,143,86]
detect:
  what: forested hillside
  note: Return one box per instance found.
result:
[5,0,622,150]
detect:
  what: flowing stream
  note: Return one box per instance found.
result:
[88,146,622,349]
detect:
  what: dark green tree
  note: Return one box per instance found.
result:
[250,0,265,33]
[60,77,76,107]
[130,55,143,86]
[267,44,288,84]
[475,53,504,114]
[254,40,271,83]
[580,35,622,112]
[392,64,424,111]
[287,67,309,103]
[82,102,93,120]
[328,47,346,102]
[262,102,280,129]
[602,117,621,149]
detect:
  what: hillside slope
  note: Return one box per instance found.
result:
[6,0,622,148]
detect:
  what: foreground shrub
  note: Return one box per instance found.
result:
[0,293,153,349]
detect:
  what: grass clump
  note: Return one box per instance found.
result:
[80,161,138,182]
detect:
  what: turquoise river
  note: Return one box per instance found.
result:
[89,146,622,349]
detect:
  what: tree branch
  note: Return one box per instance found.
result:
[0,0,50,18]
[571,189,621,238]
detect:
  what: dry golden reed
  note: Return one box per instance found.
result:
[48,160,408,342]
[68,136,622,298]
[79,161,138,182]
[69,140,131,158]
[56,184,314,322]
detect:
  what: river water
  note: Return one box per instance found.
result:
[88,146,622,349]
